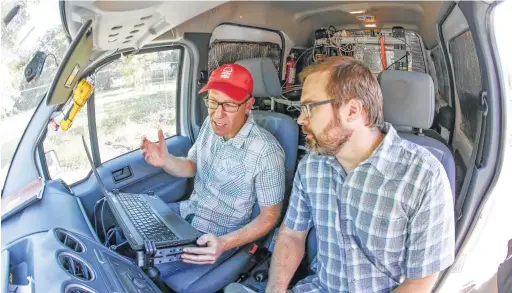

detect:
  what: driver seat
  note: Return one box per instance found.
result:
[162,58,298,293]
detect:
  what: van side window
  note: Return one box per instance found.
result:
[94,48,181,163]
[449,30,483,144]
[43,107,91,184]
[430,45,451,108]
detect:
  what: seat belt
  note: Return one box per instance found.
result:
[455,91,488,221]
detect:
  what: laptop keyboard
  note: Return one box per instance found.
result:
[115,193,178,242]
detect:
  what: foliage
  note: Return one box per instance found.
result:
[1,0,69,118]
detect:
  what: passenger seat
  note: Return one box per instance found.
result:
[378,70,456,197]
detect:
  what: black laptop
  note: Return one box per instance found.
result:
[81,136,202,252]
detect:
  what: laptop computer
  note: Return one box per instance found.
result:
[81,136,202,252]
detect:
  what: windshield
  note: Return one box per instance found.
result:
[1,0,69,187]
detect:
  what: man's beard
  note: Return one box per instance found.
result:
[303,117,353,156]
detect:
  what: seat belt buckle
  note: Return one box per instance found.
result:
[249,243,258,254]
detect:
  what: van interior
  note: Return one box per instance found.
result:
[1,1,507,293]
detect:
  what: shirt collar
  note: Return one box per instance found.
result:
[218,112,255,149]
[325,122,400,177]
[359,122,400,174]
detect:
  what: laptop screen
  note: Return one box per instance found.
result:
[81,135,112,198]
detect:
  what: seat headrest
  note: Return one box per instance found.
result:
[235,58,282,98]
[378,70,435,130]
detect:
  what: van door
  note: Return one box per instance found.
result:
[40,46,193,222]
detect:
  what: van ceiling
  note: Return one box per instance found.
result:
[63,1,452,56]
[165,1,452,48]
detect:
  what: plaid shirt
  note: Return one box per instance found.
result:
[284,123,455,293]
[180,112,285,236]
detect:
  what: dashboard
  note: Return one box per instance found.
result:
[2,180,162,293]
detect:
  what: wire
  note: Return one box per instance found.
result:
[45,53,59,66]
[388,35,411,49]
[385,52,409,70]
[105,228,116,246]
[295,47,313,65]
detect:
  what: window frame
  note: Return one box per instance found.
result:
[38,44,185,186]
[429,44,452,108]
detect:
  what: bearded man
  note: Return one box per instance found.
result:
[265,56,455,293]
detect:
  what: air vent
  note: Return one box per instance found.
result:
[134,23,145,28]
[109,33,119,37]
[58,253,94,281]
[129,30,139,34]
[65,284,96,293]
[141,15,152,20]
[111,25,123,30]
[55,229,85,253]
[123,40,131,44]
[125,35,134,40]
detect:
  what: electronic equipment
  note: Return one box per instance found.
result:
[392,26,408,70]
[81,136,203,267]
[24,51,46,82]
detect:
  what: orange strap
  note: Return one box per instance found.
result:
[379,36,387,70]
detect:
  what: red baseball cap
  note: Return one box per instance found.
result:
[198,63,253,102]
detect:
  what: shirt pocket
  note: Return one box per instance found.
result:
[355,214,408,248]
[213,157,246,187]
[357,214,408,264]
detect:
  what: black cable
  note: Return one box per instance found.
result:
[45,53,59,66]
[385,52,409,70]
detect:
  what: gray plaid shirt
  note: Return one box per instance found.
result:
[284,123,455,293]
[180,112,285,236]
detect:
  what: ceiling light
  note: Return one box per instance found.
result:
[349,10,366,14]
[365,24,377,28]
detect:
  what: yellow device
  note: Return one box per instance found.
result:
[60,78,93,131]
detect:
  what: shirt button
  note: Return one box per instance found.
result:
[350,278,356,283]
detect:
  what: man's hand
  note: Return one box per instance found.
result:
[140,129,168,168]
[181,234,226,265]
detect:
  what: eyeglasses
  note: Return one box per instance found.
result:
[301,99,337,118]
[203,96,250,113]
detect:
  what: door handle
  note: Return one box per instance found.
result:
[112,166,133,183]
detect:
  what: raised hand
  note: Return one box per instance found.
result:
[140,129,168,168]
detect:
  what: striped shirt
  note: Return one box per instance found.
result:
[180,112,285,236]
[284,123,455,293]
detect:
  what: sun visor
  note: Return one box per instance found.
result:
[46,19,93,106]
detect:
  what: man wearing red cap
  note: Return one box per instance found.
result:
[140,63,285,292]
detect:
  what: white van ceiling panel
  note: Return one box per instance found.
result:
[62,1,451,56]
[63,1,227,51]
